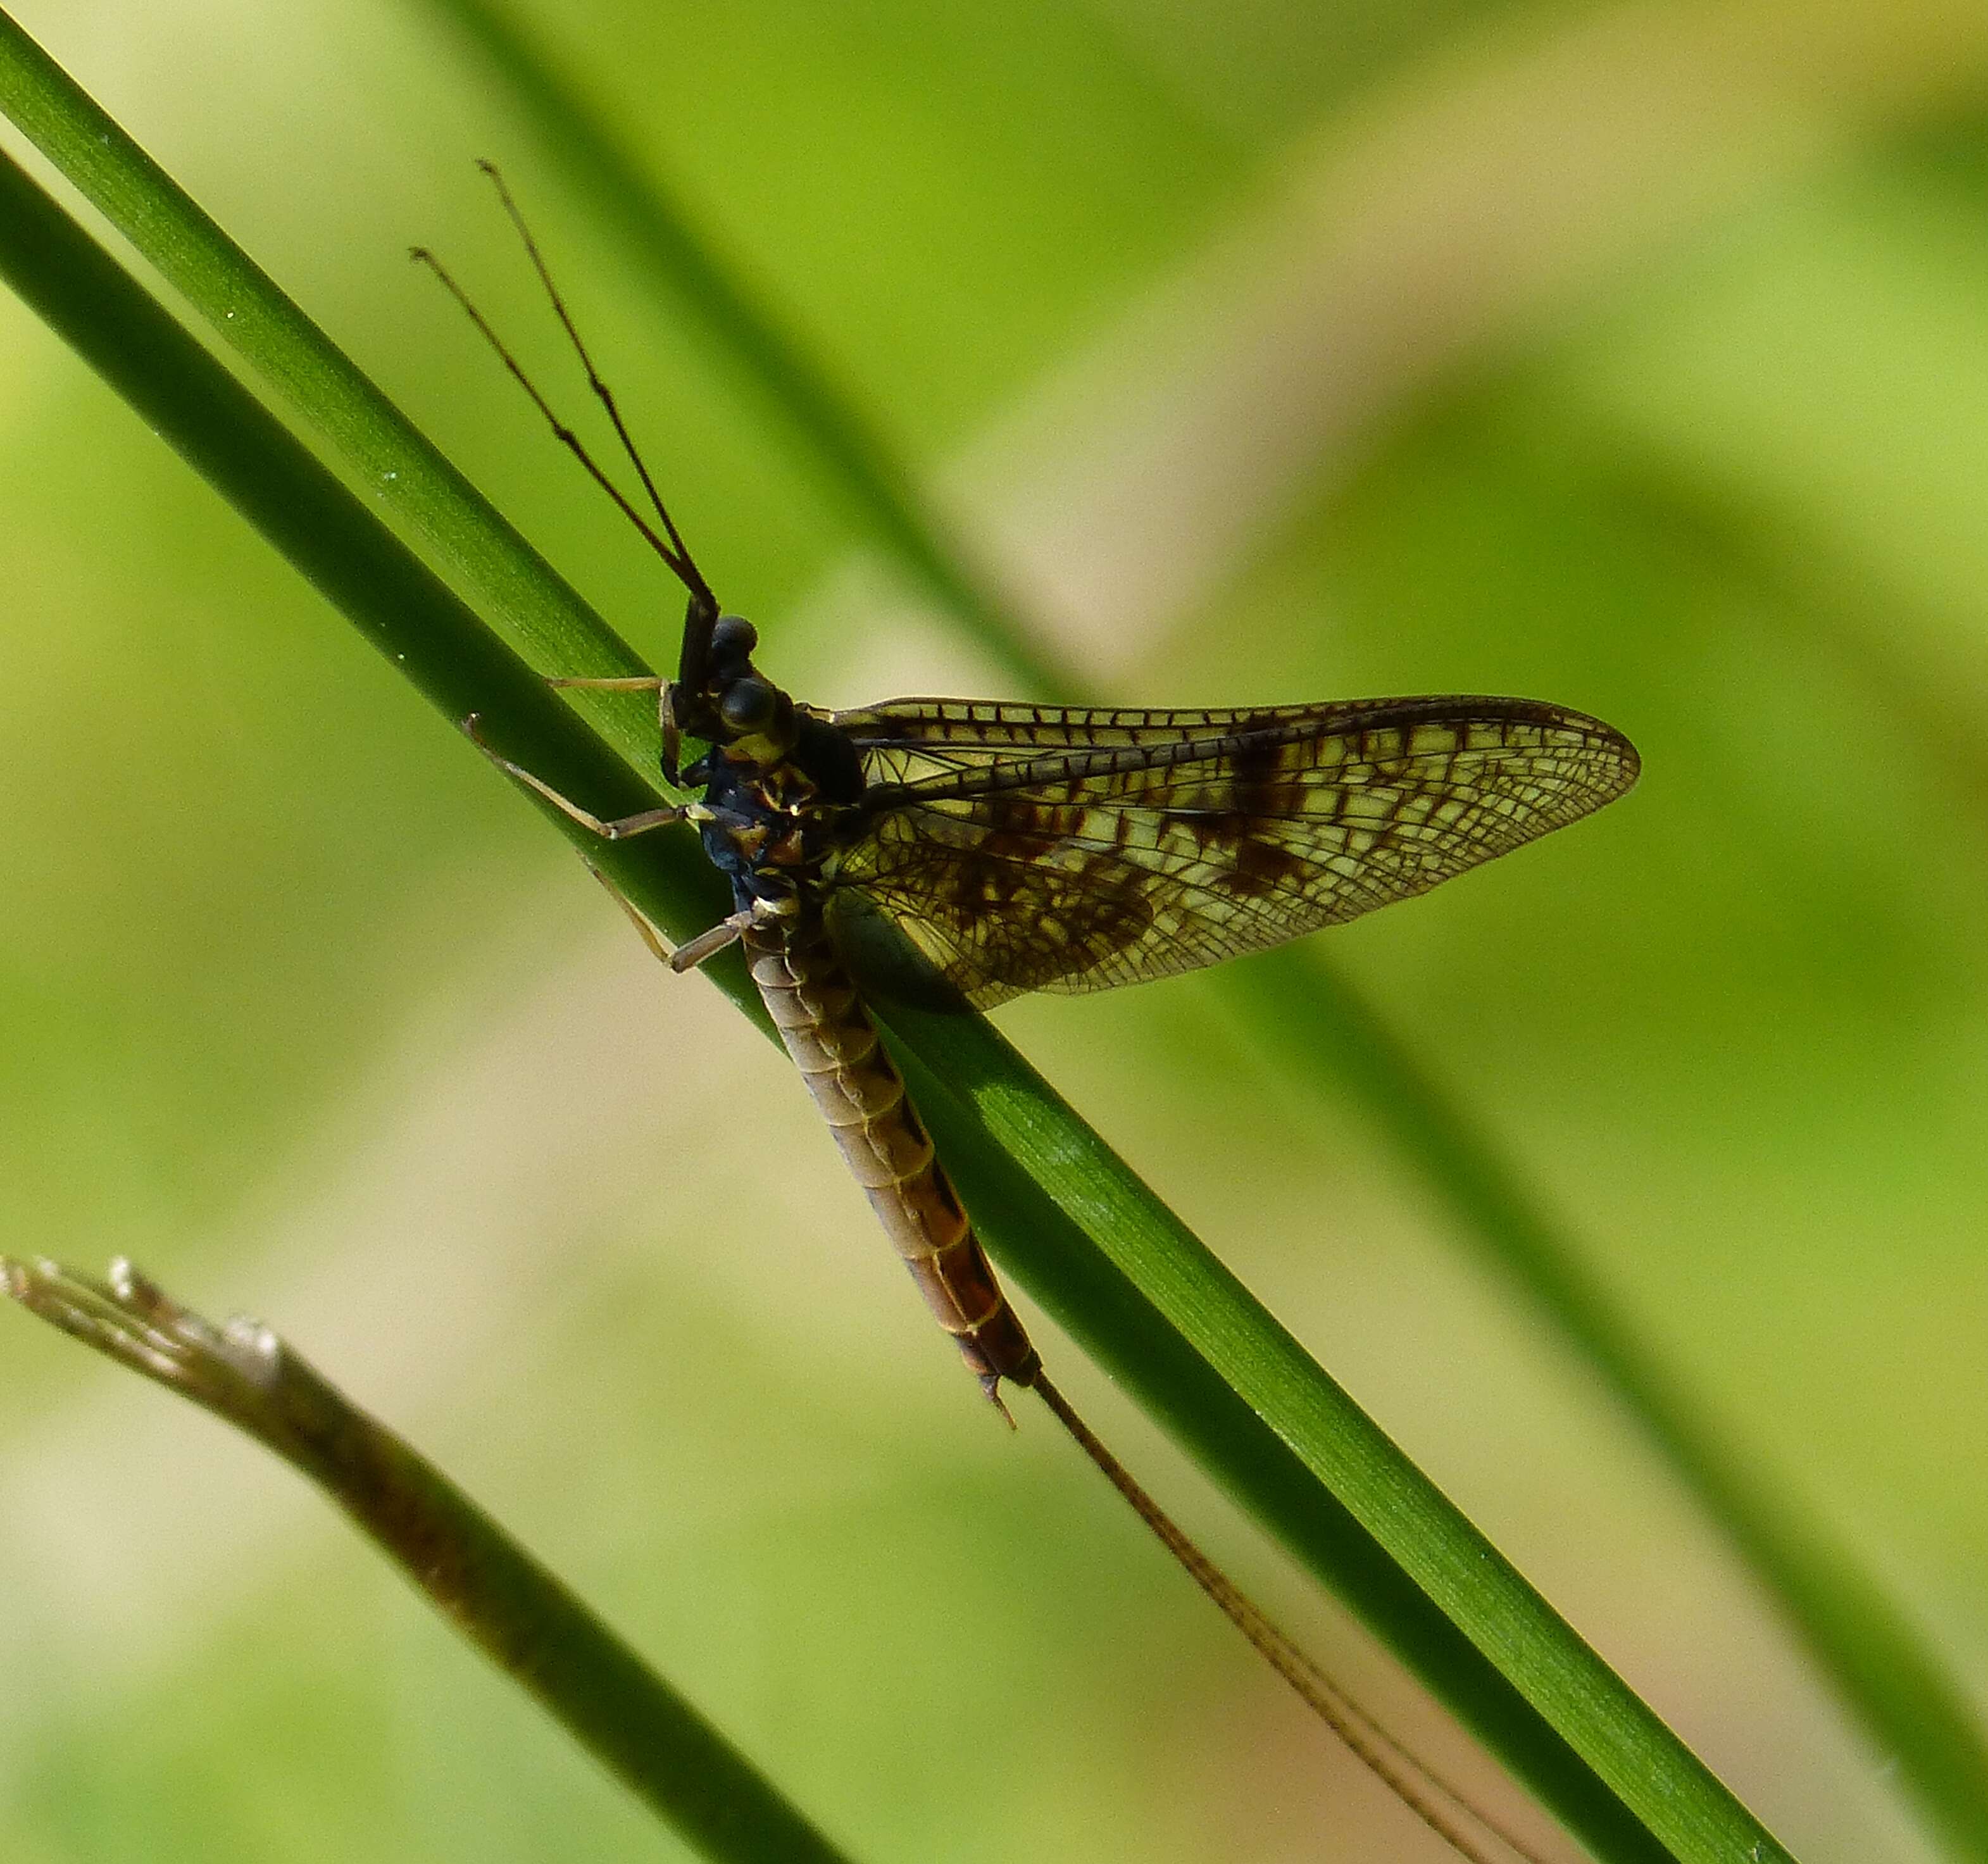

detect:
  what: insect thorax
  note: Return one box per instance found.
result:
[685,710,867,913]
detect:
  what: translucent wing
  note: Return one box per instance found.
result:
[823,696,1638,1010]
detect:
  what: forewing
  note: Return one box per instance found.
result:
[825,696,1637,1009]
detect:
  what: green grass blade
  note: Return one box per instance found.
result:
[0,1258,854,1864]
[0,22,1792,1863]
[405,10,1988,1855]
[881,1006,1784,1864]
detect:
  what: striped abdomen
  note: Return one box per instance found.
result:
[744,916,1041,1398]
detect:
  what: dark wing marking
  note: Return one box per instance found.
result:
[822,696,1638,1010]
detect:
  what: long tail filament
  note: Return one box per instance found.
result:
[1031,1373,1549,1864]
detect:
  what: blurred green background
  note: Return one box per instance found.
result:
[4,0,1988,1858]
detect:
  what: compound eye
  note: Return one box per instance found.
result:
[710,613,758,660]
[719,677,777,731]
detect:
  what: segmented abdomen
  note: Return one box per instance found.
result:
[744,916,1041,1397]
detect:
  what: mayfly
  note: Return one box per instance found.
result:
[416,166,1638,1863]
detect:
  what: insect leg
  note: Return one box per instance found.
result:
[545,675,667,692]
[545,675,681,784]
[461,713,685,839]
[580,861,678,967]
[668,900,784,973]
[582,865,770,976]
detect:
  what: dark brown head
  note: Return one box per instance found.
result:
[667,599,798,775]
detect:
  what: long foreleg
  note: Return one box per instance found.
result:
[461,713,689,840]
[462,711,766,971]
